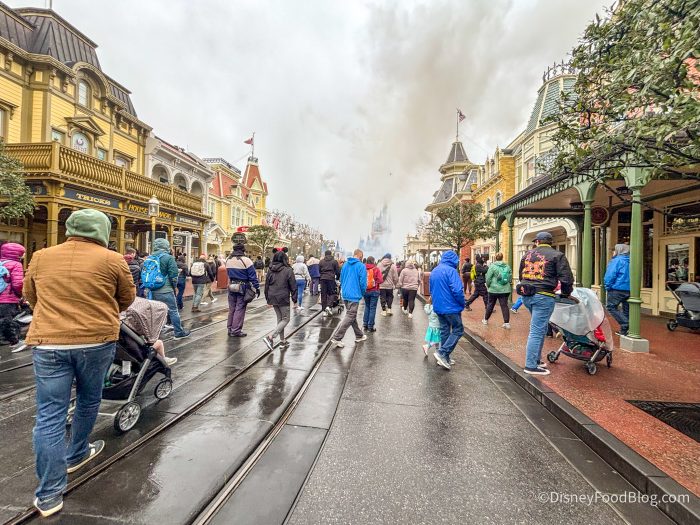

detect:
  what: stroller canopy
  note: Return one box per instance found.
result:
[122,297,168,344]
[550,288,605,336]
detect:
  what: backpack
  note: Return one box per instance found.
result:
[367,267,376,290]
[141,254,167,290]
[470,265,476,280]
[0,261,10,295]
[254,260,264,269]
[496,265,512,286]
[381,264,392,280]
[190,261,206,277]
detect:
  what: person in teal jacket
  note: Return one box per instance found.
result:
[332,250,368,348]
[604,243,630,336]
[484,253,512,329]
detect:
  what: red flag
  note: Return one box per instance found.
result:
[457,109,466,122]
[244,136,254,145]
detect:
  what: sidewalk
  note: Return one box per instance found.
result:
[460,299,700,498]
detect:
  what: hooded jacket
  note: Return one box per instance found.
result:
[151,238,178,292]
[319,255,340,281]
[378,257,399,289]
[264,257,298,306]
[604,244,630,292]
[398,262,420,290]
[23,209,135,345]
[340,257,368,303]
[0,242,25,304]
[307,256,321,279]
[292,256,311,282]
[518,243,574,296]
[365,263,384,292]
[191,257,212,285]
[124,254,142,287]
[485,261,512,294]
[429,251,465,314]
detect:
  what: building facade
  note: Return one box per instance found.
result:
[0,5,208,258]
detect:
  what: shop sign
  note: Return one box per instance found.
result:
[27,183,47,195]
[172,235,184,247]
[175,214,201,227]
[126,202,173,221]
[64,187,120,209]
[236,225,249,232]
[591,206,609,226]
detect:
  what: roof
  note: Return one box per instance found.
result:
[444,141,469,165]
[432,178,455,205]
[524,71,576,134]
[203,157,241,174]
[242,158,267,194]
[492,172,567,214]
[156,136,211,171]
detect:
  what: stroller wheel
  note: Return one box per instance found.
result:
[606,353,613,368]
[114,401,141,433]
[667,320,678,331]
[585,362,597,375]
[155,378,173,400]
[546,351,559,363]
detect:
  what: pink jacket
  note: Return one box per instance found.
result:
[0,243,25,304]
[398,263,421,290]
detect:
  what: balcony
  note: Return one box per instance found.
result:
[5,142,205,217]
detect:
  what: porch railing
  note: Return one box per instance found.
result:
[5,142,204,215]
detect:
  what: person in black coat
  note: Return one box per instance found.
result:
[318,250,341,314]
[263,251,297,349]
[464,256,489,311]
[176,255,189,310]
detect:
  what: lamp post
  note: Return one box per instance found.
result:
[148,195,160,253]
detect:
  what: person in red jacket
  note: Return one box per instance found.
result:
[0,242,26,348]
[362,256,384,332]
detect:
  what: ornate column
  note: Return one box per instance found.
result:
[581,199,594,287]
[46,201,59,247]
[116,214,126,254]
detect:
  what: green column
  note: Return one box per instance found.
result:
[599,226,607,304]
[581,200,594,287]
[507,224,514,271]
[627,185,644,339]
[495,232,500,253]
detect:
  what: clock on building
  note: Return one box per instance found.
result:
[591,206,609,226]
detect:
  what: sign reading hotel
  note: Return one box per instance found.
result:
[64,187,119,209]
[126,202,173,221]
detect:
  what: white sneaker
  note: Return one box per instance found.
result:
[10,340,27,353]
[381,311,387,316]
[164,357,178,366]
[422,344,429,356]
[387,310,393,316]
[332,340,345,348]
[200,302,209,306]
[211,297,218,303]
[408,313,413,319]
[482,319,488,325]
[511,308,518,314]
[355,334,368,343]
[502,323,511,329]
[402,308,408,314]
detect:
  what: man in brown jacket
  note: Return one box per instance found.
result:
[24,208,134,518]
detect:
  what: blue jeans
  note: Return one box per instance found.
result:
[436,313,464,358]
[192,284,205,308]
[512,296,523,311]
[33,342,116,502]
[296,280,306,306]
[522,294,556,369]
[363,291,380,328]
[152,290,187,336]
[176,279,186,309]
[606,289,629,334]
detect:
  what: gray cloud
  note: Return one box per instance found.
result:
[10,0,607,253]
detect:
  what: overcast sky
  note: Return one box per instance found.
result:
[9,0,608,255]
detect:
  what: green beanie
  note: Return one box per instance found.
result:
[65,209,111,247]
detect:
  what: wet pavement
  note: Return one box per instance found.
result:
[0,294,677,524]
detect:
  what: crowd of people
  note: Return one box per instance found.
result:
[0,204,635,518]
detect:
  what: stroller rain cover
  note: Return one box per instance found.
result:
[122,297,168,344]
[549,288,605,336]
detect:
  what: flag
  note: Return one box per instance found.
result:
[457,109,466,122]
[244,136,254,145]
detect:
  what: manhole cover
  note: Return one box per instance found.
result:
[627,401,700,443]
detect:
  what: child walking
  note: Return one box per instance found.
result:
[422,298,441,356]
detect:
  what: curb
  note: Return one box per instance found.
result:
[460,327,700,525]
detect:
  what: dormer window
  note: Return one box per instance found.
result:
[78,80,90,107]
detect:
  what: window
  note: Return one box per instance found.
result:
[78,81,90,107]
[208,201,215,217]
[495,192,502,207]
[0,109,5,139]
[97,148,107,161]
[51,129,65,143]
[486,198,491,213]
[114,155,130,170]
[71,132,90,154]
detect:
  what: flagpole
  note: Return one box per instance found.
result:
[456,110,459,140]
[251,132,255,158]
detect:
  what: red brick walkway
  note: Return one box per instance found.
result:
[461,299,700,497]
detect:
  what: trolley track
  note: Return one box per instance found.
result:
[3,306,323,525]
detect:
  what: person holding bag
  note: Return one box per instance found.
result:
[225,244,260,337]
[483,252,512,329]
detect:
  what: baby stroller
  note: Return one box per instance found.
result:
[324,280,345,316]
[546,288,614,375]
[666,281,700,332]
[67,298,173,433]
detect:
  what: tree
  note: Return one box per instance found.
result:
[431,201,496,257]
[0,142,34,221]
[549,0,700,181]
[246,225,278,258]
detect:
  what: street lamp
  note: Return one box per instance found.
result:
[148,195,160,252]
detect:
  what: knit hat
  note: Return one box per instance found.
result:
[153,238,170,252]
[65,209,111,247]
[383,253,391,260]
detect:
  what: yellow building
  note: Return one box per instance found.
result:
[470,146,516,264]
[0,6,208,257]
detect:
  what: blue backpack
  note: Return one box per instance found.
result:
[0,261,9,295]
[141,254,167,291]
